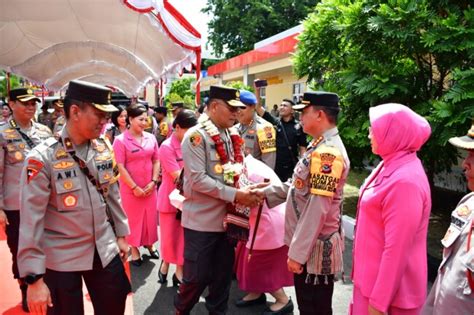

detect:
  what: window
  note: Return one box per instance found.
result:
[292,83,304,104]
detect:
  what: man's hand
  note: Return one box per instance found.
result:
[28,279,53,315]
[0,209,9,231]
[287,258,303,274]
[117,237,130,262]
[235,188,264,208]
[368,304,384,315]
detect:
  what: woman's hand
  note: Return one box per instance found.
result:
[368,304,384,315]
[132,186,145,197]
[143,182,156,196]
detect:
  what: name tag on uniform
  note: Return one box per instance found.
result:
[441,205,471,248]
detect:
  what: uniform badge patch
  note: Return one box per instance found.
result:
[95,144,106,153]
[456,205,471,217]
[15,151,24,161]
[257,125,276,153]
[309,145,344,197]
[294,177,304,189]
[63,180,74,190]
[53,161,75,169]
[18,143,25,150]
[190,132,202,147]
[63,194,78,208]
[248,129,256,135]
[6,143,15,152]
[214,164,223,174]
[26,159,44,183]
[55,148,69,160]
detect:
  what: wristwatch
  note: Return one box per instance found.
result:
[24,274,44,285]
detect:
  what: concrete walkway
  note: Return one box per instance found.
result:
[131,239,354,315]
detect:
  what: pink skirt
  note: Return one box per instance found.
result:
[235,243,293,292]
[121,192,158,247]
[159,212,184,265]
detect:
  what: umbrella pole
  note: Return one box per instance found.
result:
[247,178,270,262]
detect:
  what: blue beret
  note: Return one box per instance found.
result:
[239,90,257,106]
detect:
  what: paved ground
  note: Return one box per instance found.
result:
[131,239,354,315]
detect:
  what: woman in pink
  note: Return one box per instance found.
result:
[157,110,197,285]
[113,104,160,266]
[235,155,294,314]
[351,103,432,315]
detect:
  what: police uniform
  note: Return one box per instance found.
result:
[0,88,52,311]
[262,109,307,182]
[237,90,276,169]
[423,123,474,314]
[52,115,66,137]
[265,92,349,315]
[175,86,246,315]
[17,80,131,315]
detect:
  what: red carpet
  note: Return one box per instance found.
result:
[0,229,133,315]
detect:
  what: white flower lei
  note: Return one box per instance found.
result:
[199,114,243,185]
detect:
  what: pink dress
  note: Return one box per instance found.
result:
[113,130,159,247]
[351,104,432,314]
[157,133,184,265]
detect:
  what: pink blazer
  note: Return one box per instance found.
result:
[352,104,432,312]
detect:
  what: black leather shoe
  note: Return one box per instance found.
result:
[20,284,29,313]
[147,248,160,259]
[158,261,167,284]
[172,273,182,287]
[235,294,266,307]
[130,258,142,267]
[262,299,294,315]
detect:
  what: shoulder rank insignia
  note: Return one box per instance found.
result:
[55,148,69,160]
[309,145,344,197]
[26,159,44,183]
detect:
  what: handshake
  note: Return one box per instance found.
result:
[234,182,270,208]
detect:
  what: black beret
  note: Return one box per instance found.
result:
[209,86,245,108]
[293,92,339,111]
[65,80,117,112]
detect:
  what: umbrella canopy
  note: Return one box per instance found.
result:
[0,0,201,96]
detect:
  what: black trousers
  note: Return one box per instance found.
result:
[44,251,131,315]
[174,228,235,315]
[5,210,20,280]
[294,265,335,315]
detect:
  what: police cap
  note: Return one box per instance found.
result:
[209,86,245,108]
[293,91,339,111]
[65,80,117,112]
[449,120,474,150]
[9,88,40,103]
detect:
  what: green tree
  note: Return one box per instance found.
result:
[203,0,320,58]
[225,81,253,92]
[293,0,474,183]
[0,71,21,99]
[165,77,196,109]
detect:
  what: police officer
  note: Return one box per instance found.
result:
[174,85,265,315]
[154,106,171,146]
[237,90,276,169]
[51,99,65,137]
[255,88,307,182]
[17,80,131,315]
[171,101,184,118]
[0,88,52,312]
[422,121,474,314]
[262,92,350,315]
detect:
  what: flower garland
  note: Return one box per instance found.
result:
[199,114,244,185]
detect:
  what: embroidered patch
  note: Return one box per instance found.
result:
[309,145,344,197]
[63,180,74,190]
[95,153,112,161]
[63,194,78,208]
[53,161,75,170]
[257,126,276,153]
[55,148,69,160]
[214,164,223,174]
[457,205,471,217]
[6,143,15,152]
[18,143,25,149]
[248,129,256,135]
[26,159,44,183]
[190,132,202,147]
[14,151,24,161]
[95,144,106,153]
[294,177,304,189]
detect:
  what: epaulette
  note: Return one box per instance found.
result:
[34,137,58,152]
